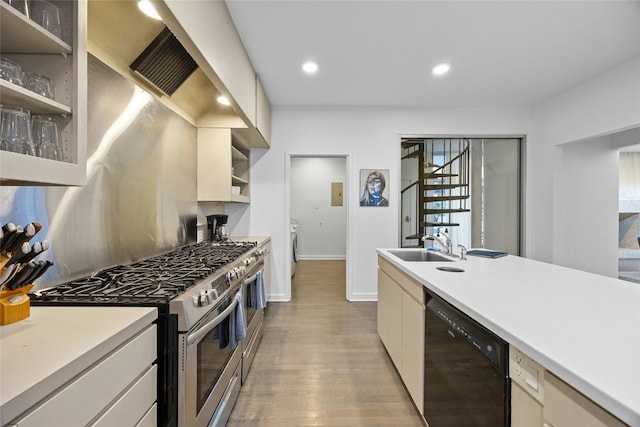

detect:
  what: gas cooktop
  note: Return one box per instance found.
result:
[30,241,257,305]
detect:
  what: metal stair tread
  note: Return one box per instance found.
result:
[424,208,471,214]
[425,183,469,190]
[426,195,469,201]
[422,221,461,227]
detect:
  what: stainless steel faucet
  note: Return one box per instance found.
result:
[457,244,467,260]
[422,232,452,254]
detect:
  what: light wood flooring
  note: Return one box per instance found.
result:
[227,260,425,426]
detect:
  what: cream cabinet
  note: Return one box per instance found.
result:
[377,267,403,364]
[510,346,629,427]
[2,307,158,426]
[543,372,628,427]
[377,256,425,412]
[0,0,87,186]
[255,75,271,145]
[197,128,250,203]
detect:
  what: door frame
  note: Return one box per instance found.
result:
[285,152,351,300]
[398,134,527,256]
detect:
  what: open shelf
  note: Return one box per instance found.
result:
[0,2,71,54]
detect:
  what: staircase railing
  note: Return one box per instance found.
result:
[423,139,470,232]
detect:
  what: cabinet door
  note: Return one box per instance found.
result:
[377,268,402,367]
[401,292,424,413]
[511,382,543,427]
[543,372,627,427]
[255,76,271,145]
[197,128,232,201]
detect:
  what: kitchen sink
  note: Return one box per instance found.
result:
[388,249,453,262]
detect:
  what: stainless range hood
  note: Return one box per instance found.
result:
[88,0,243,127]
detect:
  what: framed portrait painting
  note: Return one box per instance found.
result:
[359,169,389,207]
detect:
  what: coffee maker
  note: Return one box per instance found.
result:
[206,214,229,241]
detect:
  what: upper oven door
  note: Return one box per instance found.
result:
[179,287,242,427]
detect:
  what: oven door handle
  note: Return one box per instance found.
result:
[243,266,264,285]
[186,291,241,346]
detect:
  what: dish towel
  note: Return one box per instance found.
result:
[230,292,246,350]
[253,271,266,309]
[215,317,229,349]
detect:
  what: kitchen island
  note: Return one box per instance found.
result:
[377,248,640,426]
[0,306,158,426]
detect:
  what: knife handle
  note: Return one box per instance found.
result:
[5,242,32,267]
[26,260,53,285]
[32,222,42,235]
[5,223,36,254]
[0,223,16,253]
[5,262,37,290]
[0,264,18,289]
[1,225,23,254]
[1,222,16,234]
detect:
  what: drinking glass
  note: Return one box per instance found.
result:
[3,0,29,17]
[30,0,61,38]
[32,115,61,160]
[0,57,24,86]
[0,105,35,156]
[24,72,55,99]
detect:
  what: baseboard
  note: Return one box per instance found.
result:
[348,292,378,302]
[297,255,346,260]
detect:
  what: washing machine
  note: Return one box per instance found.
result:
[291,218,299,277]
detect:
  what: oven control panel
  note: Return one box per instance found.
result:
[226,265,247,281]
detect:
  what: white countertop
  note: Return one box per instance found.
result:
[377,248,640,426]
[0,306,157,424]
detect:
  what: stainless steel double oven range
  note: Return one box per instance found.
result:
[30,239,269,427]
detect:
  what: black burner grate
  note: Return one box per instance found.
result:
[31,241,257,304]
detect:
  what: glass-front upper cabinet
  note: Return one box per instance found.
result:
[0,0,87,186]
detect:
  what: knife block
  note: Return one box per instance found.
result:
[0,255,33,326]
[0,285,33,326]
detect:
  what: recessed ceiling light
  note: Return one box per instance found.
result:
[302,61,319,74]
[138,1,162,21]
[217,95,230,106]
[432,62,451,76]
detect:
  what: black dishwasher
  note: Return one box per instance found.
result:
[424,290,510,427]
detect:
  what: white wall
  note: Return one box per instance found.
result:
[291,157,346,259]
[530,56,640,274]
[554,136,620,277]
[237,56,640,301]
[244,107,530,301]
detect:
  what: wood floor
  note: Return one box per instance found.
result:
[227,260,425,426]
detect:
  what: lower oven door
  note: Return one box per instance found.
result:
[241,262,265,383]
[242,262,265,339]
[179,288,243,427]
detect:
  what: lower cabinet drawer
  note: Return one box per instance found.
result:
[136,403,158,427]
[91,364,157,427]
[13,325,157,427]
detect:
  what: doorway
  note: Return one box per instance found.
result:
[618,150,640,283]
[289,156,348,299]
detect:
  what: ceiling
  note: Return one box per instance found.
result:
[226,0,640,108]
